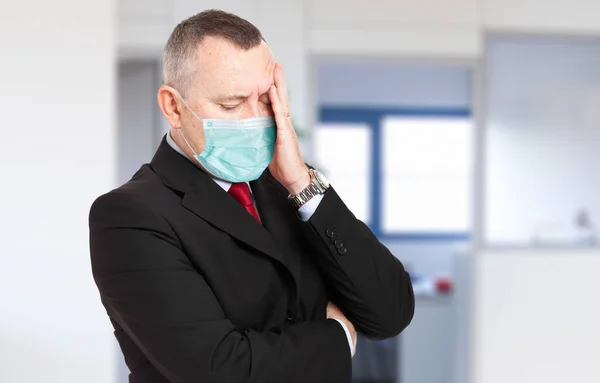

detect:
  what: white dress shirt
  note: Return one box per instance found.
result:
[166,132,356,357]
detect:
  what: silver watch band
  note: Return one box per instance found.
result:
[288,169,329,209]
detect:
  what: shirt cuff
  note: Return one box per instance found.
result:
[331,318,356,357]
[296,194,325,222]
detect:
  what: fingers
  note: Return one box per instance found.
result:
[268,84,287,124]
[273,63,290,113]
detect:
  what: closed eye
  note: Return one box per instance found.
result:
[220,104,241,111]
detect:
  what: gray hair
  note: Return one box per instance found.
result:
[162,9,264,98]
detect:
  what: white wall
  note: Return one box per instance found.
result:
[118,0,170,58]
[483,0,600,32]
[484,36,600,244]
[0,1,116,382]
[310,0,600,57]
[309,0,481,57]
[472,249,600,383]
[316,60,471,108]
[117,0,600,62]
[118,61,163,185]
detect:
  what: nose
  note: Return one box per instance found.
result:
[242,96,272,118]
[242,100,261,119]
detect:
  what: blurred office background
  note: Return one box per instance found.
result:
[2,0,600,382]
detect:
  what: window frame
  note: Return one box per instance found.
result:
[317,106,472,241]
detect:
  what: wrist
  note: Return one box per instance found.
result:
[285,169,311,195]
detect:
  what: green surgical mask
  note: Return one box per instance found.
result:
[176,93,277,183]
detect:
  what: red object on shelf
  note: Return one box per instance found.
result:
[435,277,453,294]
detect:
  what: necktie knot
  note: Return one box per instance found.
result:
[228,182,261,223]
[228,182,254,207]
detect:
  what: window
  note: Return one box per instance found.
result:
[314,123,372,224]
[315,60,472,240]
[382,117,473,233]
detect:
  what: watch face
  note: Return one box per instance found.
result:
[315,171,330,188]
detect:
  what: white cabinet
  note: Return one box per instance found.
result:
[473,250,600,383]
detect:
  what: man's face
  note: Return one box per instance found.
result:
[177,36,276,154]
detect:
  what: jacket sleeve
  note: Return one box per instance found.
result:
[89,192,351,383]
[301,186,415,340]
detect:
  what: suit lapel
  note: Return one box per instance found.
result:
[250,173,303,299]
[181,187,287,267]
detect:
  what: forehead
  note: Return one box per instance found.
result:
[193,37,274,96]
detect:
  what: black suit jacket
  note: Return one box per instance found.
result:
[89,137,414,383]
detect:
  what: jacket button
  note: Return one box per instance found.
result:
[326,228,334,238]
[338,247,347,255]
[334,239,344,249]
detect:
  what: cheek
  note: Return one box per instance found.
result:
[197,103,221,118]
[182,116,206,152]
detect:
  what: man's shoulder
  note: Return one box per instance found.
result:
[89,164,166,223]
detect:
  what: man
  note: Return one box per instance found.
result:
[89,9,414,383]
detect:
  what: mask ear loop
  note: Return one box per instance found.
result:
[173,89,202,156]
[177,129,199,157]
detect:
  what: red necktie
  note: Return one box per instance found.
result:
[228,182,261,223]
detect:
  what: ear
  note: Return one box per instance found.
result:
[157,86,183,129]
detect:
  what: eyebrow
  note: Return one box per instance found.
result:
[214,94,249,103]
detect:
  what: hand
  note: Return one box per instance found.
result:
[326,301,357,352]
[267,63,310,195]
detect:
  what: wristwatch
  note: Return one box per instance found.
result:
[288,168,330,209]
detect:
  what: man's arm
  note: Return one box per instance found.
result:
[89,192,351,383]
[297,195,359,356]
[264,63,413,341]
[300,186,415,340]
